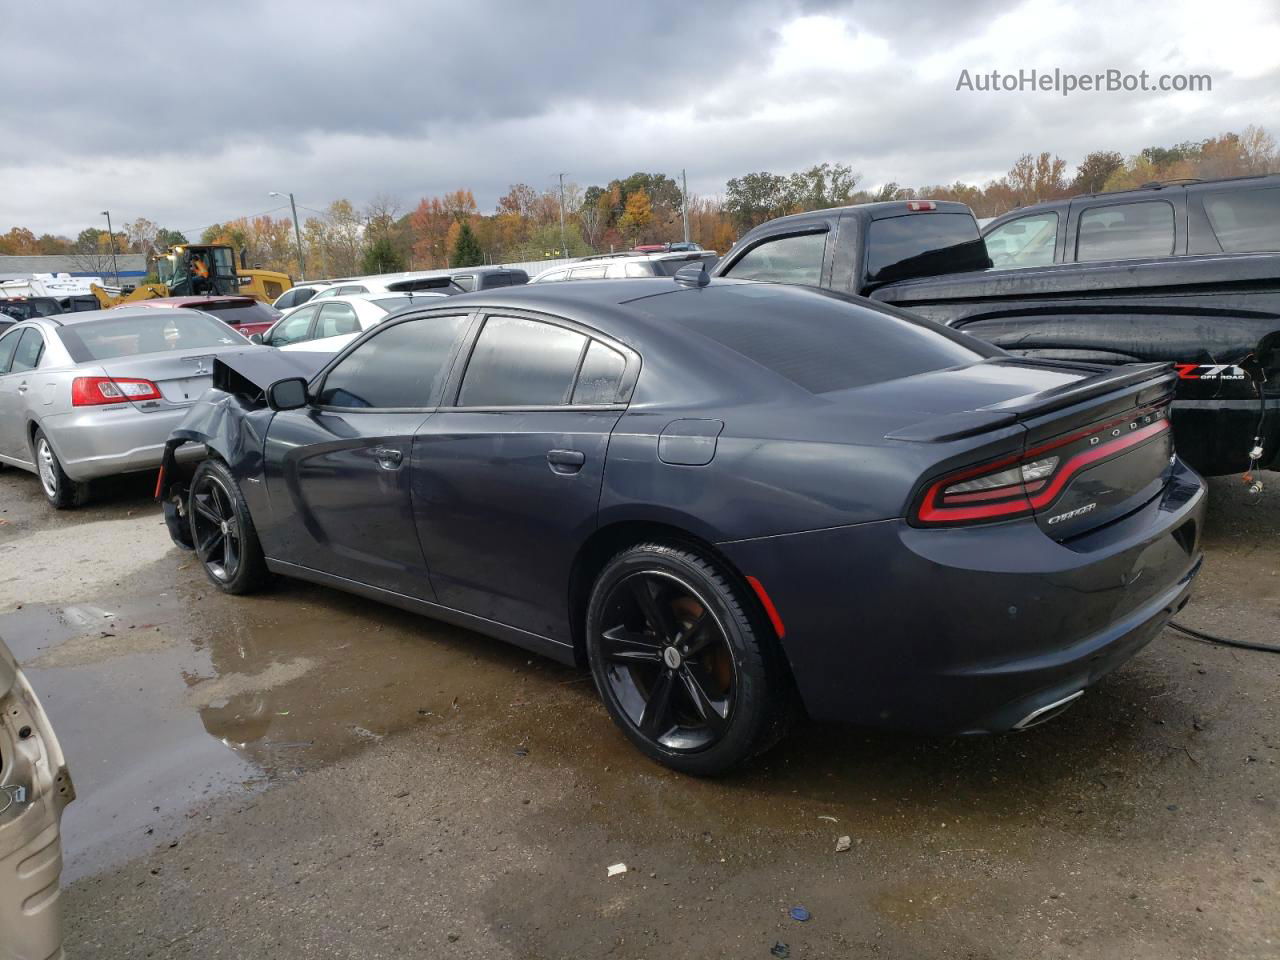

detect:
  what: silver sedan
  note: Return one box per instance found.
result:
[0,307,254,509]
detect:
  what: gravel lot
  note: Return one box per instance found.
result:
[1,465,1276,959]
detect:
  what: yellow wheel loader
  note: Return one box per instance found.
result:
[91,244,292,308]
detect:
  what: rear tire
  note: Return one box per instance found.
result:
[33,429,90,509]
[188,459,270,594]
[585,542,788,776]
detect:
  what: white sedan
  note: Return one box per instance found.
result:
[258,292,447,353]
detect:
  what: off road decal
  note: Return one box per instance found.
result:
[1175,363,1247,380]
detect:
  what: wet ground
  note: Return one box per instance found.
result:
[1,465,1277,958]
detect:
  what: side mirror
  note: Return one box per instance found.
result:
[249,333,264,344]
[266,377,309,411]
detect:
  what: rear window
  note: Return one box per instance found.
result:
[194,300,280,326]
[866,213,989,285]
[637,285,987,394]
[1203,188,1280,253]
[57,311,246,362]
[1076,200,1175,261]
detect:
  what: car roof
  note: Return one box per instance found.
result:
[31,305,212,326]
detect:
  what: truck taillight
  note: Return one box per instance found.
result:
[911,407,1171,526]
[907,200,937,211]
[71,376,163,406]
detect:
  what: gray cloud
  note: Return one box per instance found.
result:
[3,0,1277,237]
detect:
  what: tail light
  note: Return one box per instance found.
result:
[907,200,937,211]
[912,405,1171,526]
[71,376,163,406]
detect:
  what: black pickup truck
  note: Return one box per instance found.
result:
[711,192,1280,475]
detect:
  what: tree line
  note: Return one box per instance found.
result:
[2,125,1273,279]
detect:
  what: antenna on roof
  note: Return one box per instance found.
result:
[673,262,710,288]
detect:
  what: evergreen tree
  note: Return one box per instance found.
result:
[451,221,484,267]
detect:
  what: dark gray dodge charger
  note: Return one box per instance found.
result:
[159,275,1205,775]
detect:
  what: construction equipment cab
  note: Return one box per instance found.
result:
[155,245,239,297]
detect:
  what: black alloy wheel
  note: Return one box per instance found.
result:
[586,543,787,775]
[598,570,736,752]
[188,459,270,594]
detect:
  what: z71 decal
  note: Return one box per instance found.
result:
[1175,363,1246,380]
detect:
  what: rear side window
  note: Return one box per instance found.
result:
[725,232,826,284]
[568,265,608,280]
[337,285,369,295]
[866,213,988,284]
[625,262,652,277]
[985,212,1059,268]
[317,315,469,409]
[0,328,22,374]
[1203,188,1280,252]
[537,271,567,283]
[572,341,627,404]
[11,328,45,371]
[57,311,244,362]
[1076,201,1175,261]
[459,316,587,406]
[452,275,475,292]
[636,285,986,394]
[316,302,360,338]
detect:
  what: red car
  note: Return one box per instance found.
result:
[116,296,281,337]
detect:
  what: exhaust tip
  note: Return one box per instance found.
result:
[1013,690,1084,730]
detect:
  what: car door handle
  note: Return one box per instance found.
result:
[547,448,585,474]
[16,381,27,393]
[372,446,403,470]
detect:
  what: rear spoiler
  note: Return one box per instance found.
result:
[886,360,1176,443]
[384,276,456,293]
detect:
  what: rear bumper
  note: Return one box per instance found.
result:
[37,405,205,481]
[717,461,1206,734]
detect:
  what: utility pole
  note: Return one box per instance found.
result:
[270,191,307,279]
[100,210,120,286]
[557,173,568,259]
[681,169,690,244]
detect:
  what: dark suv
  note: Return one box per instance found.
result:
[982,173,1280,269]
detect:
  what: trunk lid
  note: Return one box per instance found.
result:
[97,349,225,411]
[883,359,1178,538]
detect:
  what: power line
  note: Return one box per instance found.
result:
[176,205,291,239]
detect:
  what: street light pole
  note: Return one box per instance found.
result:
[557,173,568,259]
[270,191,307,279]
[681,169,690,244]
[100,210,120,286]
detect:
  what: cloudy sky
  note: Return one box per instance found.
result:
[4,0,1278,238]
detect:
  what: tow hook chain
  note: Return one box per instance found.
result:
[1240,355,1268,497]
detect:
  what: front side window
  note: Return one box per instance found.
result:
[1076,200,1175,261]
[11,328,45,372]
[625,262,653,277]
[269,306,318,345]
[337,285,368,295]
[724,232,827,285]
[458,316,587,407]
[1203,188,1280,252]
[985,212,1059,268]
[317,315,469,409]
[452,275,475,292]
[568,265,608,280]
[537,271,567,283]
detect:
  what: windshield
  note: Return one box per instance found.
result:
[865,213,991,286]
[56,310,246,362]
[154,254,181,286]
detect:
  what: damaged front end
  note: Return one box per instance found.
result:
[0,641,74,960]
[157,350,329,549]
